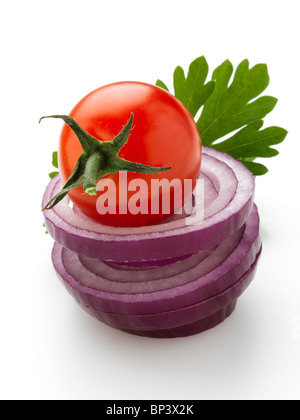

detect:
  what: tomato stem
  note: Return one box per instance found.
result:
[83,153,102,195]
[39,115,101,154]
[40,113,171,211]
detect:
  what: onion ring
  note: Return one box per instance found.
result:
[52,205,260,317]
[43,147,255,262]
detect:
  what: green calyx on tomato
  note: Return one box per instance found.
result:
[40,112,171,211]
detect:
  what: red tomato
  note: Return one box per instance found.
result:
[59,82,201,227]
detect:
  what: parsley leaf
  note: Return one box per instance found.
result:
[52,151,58,168]
[157,57,287,175]
[197,59,277,144]
[242,160,268,176]
[49,151,59,178]
[49,171,59,179]
[156,56,215,117]
[213,120,287,175]
[42,222,49,234]
[156,79,169,92]
[213,120,287,158]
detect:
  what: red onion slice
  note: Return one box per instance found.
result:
[52,205,260,316]
[53,246,260,336]
[124,301,238,338]
[78,250,261,332]
[74,227,244,290]
[43,147,255,262]
[107,253,195,268]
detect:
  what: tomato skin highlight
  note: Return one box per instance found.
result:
[59,81,201,227]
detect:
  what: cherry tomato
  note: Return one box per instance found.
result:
[59,81,201,227]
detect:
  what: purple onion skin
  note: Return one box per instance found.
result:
[55,247,260,334]
[123,301,237,338]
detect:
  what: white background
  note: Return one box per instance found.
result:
[1,0,299,400]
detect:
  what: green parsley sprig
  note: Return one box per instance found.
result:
[156,56,287,175]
